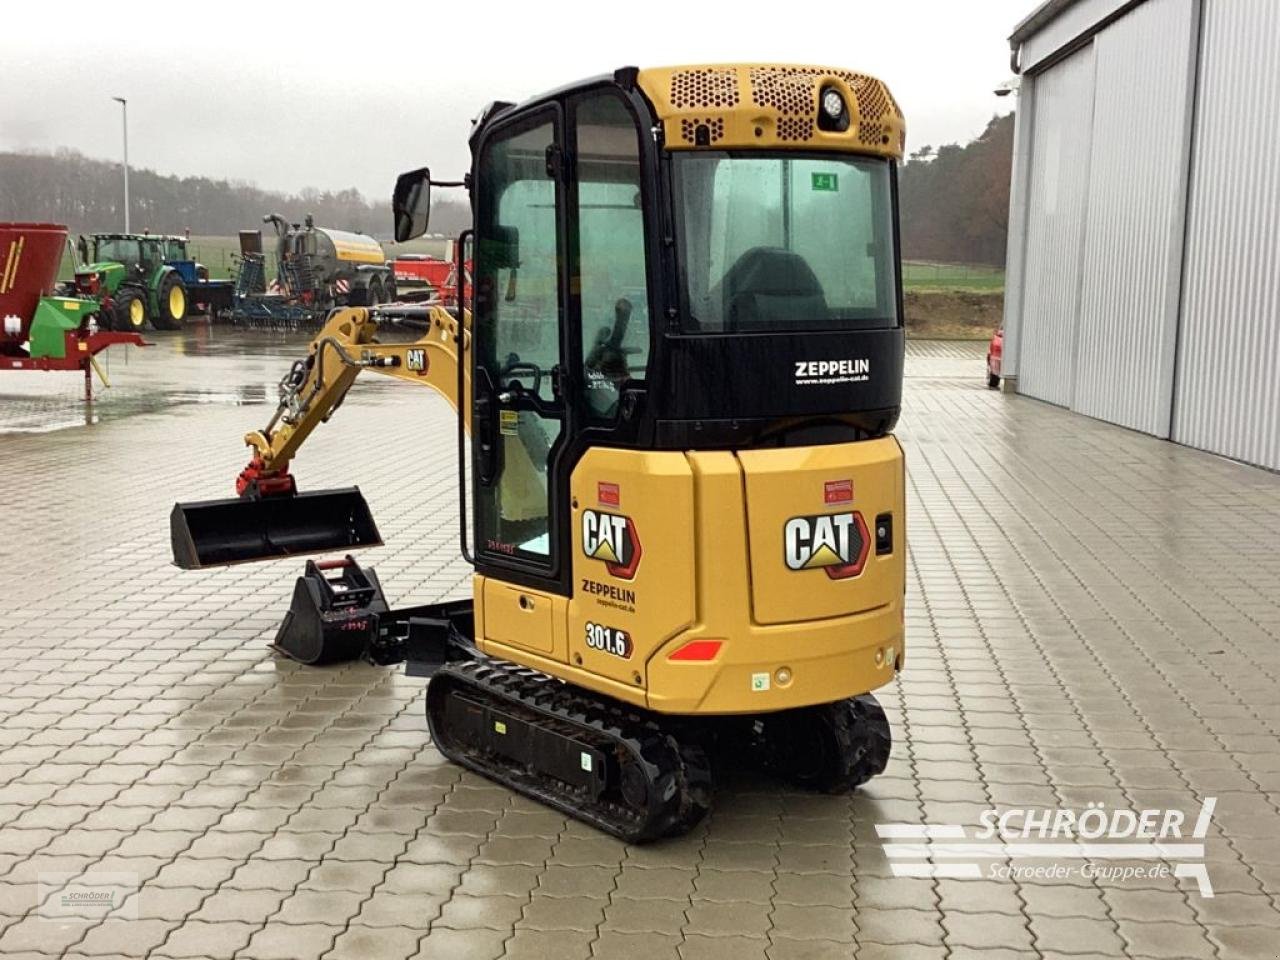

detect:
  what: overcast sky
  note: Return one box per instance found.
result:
[1,0,1030,202]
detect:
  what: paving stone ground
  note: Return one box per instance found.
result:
[1,330,1278,959]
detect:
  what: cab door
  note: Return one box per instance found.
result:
[471,107,571,642]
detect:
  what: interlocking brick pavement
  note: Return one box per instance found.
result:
[1,331,1279,959]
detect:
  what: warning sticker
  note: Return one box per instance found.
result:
[824,479,854,504]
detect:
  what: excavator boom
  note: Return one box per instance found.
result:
[170,304,469,569]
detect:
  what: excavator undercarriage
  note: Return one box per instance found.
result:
[430,661,890,842]
[263,557,720,842]
[242,551,892,842]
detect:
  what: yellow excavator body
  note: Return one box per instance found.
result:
[171,63,909,841]
[479,438,905,714]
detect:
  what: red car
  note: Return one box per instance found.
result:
[987,328,1003,389]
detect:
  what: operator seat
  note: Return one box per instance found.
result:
[718,246,829,330]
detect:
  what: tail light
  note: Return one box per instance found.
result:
[668,639,723,662]
[75,271,101,296]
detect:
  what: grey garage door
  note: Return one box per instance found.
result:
[1019,44,1096,409]
[1019,0,1197,431]
[1174,0,1280,471]
[1072,0,1197,437]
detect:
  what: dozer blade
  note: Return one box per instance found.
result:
[170,487,382,569]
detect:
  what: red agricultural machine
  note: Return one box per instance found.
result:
[390,254,472,307]
[0,223,146,399]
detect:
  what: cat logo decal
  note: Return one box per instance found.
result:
[582,510,642,580]
[783,512,869,580]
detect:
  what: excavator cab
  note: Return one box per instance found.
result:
[172,65,908,841]
[414,72,901,591]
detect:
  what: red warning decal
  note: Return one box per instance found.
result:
[598,482,620,506]
[824,479,854,504]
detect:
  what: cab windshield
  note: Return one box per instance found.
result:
[95,237,142,265]
[674,152,898,332]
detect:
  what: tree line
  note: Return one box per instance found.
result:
[3,114,1013,264]
[899,112,1013,267]
[0,148,472,240]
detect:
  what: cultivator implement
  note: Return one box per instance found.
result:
[227,297,327,330]
[223,252,325,329]
[234,253,267,298]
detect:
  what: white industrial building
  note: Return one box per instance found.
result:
[1002,0,1280,471]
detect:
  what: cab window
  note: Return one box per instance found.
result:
[473,115,564,561]
[573,93,650,421]
[97,237,141,265]
[675,153,898,332]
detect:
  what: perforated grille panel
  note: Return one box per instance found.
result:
[777,116,813,142]
[669,68,740,109]
[849,73,891,122]
[749,66,819,116]
[745,66,898,145]
[637,64,904,157]
[679,117,726,145]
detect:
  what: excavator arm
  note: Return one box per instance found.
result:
[170,304,470,569]
[236,305,471,494]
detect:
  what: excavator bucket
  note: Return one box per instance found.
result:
[170,488,382,569]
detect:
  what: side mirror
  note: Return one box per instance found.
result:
[393,167,432,242]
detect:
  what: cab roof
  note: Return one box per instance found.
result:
[474,64,905,161]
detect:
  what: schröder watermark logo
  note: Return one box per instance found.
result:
[877,798,1217,897]
[37,872,139,921]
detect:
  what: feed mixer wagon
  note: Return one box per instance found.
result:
[0,223,145,398]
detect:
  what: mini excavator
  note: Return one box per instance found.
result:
[172,65,908,841]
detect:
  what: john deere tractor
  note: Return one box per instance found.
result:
[74,233,191,331]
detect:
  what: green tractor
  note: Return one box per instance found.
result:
[74,233,192,331]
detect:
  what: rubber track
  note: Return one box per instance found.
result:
[754,693,893,793]
[819,694,892,793]
[425,658,712,843]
